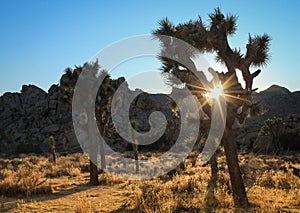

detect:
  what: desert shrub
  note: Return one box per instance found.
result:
[45,155,87,178]
[257,169,300,190]
[259,118,285,137]
[133,180,176,213]
[216,170,231,194]
[98,173,124,185]
[239,157,268,189]
[75,198,95,213]
[128,154,300,212]
[26,155,44,165]
[258,117,300,151]
[0,153,90,198]
[0,165,51,197]
[74,153,90,172]
[169,174,204,194]
[45,164,68,178]
[130,169,219,212]
[67,167,81,177]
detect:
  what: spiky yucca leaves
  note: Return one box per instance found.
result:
[153,18,175,37]
[248,34,271,67]
[154,7,271,91]
[154,7,271,126]
[60,67,81,104]
[208,8,237,36]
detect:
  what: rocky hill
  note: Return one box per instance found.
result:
[0,82,299,156]
[259,84,291,96]
[236,84,300,152]
[0,84,77,156]
[257,85,300,118]
[0,79,177,157]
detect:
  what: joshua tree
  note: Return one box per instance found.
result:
[60,61,114,185]
[153,8,271,207]
[130,120,139,174]
[48,135,57,164]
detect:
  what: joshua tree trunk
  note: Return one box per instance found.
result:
[130,120,139,175]
[209,153,218,188]
[90,160,99,185]
[222,125,248,207]
[88,107,99,185]
[133,143,139,174]
[89,127,99,185]
[99,118,107,173]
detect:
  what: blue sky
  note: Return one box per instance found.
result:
[0,0,299,95]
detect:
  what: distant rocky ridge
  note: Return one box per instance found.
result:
[0,84,77,156]
[257,85,300,118]
[259,84,291,96]
[236,84,300,152]
[0,82,299,156]
[0,79,177,157]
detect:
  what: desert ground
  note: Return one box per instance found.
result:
[0,151,299,213]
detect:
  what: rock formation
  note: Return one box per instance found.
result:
[236,85,300,152]
[0,79,178,156]
[0,82,299,156]
[0,84,77,156]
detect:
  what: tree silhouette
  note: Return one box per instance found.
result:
[60,61,114,185]
[153,8,271,207]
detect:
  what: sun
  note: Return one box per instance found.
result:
[205,83,224,100]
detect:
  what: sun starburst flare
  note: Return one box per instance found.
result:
[205,83,224,100]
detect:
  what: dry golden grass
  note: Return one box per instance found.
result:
[0,152,299,212]
[98,172,125,185]
[74,197,95,213]
[126,153,300,212]
[0,153,88,198]
[0,160,51,197]
[45,153,88,178]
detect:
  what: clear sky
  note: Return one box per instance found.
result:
[0,0,299,95]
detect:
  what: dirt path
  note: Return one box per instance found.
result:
[1,174,133,213]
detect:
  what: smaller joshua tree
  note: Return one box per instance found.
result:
[60,60,115,185]
[48,136,56,164]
